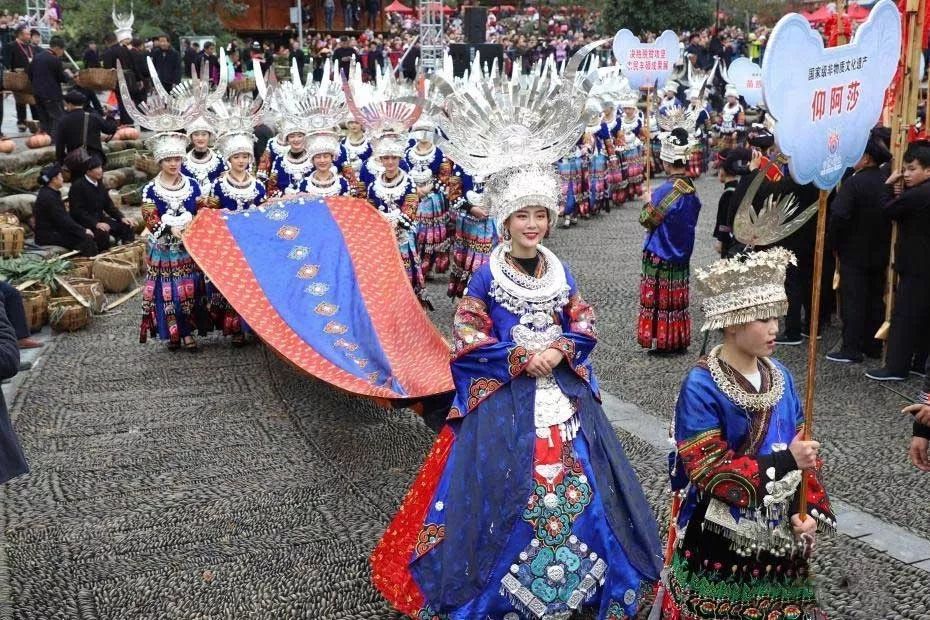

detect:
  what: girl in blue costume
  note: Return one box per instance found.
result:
[447,171,498,297]
[181,118,227,198]
[301,120,355,199]
[206,125,267,345]
[366,131,429,307]
[342,118,373,195]
[371,163,662,620]
[139,131,211,351]
[658,248,834,620]
[638,127,702,355]
[410,166,451,277]
[268,118,315,197]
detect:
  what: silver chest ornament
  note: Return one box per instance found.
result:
[281,153,314,194]
[184,151,223,197]
[219,175,261,212]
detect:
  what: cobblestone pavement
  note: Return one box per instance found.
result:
[0,175,928,619]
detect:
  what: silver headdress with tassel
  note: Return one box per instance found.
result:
[695,247,796,331]
[656,107,698,164]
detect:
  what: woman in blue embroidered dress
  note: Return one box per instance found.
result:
[181,120,227,198]
[342,118,372,195]
[371,163,662,619]
[637,127,702,355]
[447,171,497,298]
[269,120,315,197]
[366,132,428,306]
[206,125,267,345]
[658,248,834,620]
[139,131,211,351]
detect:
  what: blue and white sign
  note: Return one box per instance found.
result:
[761,0,901,189]
[612,29,679,90]
[727,57,764,108]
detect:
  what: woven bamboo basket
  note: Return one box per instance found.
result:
[92,254,137,293]
[48,296,91,332]
[106,148,139,169]
[107,244,145,275]
[13,92,35,106]
[21,282,51,331]
[229,77,256,93]
[0,213,20,227]
[64,277,107,313]
[65,256,94,279]
[119,183,143,206]
[2,70,30,93]
[73,68,117,91]
[0,225,24,258]
[133,153,160,177]
[0,166,41,192]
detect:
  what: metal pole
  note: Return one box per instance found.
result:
[297,0,304,51]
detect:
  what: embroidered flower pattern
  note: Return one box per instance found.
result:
[414,523,446,558]
[324,321,347,335]
[314,302,338,316]
[507,345,530,376]
[277,225,300,240]
[288,245,310,260]
[467,377,502,410]
[306,282,330,296]
[297,264,320,279]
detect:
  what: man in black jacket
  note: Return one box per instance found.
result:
[129,38,149,103]
[150,35,181,92]
[826,128,892,364]
[33,164,97,256]
[68,156,134,252]
[26,36,70,134]
[55,90,117,166]
[4,25,39,132]
[183,41,200,78]
[82,41,100,68]
[866,140,930,381]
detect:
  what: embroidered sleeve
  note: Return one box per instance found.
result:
[452,295,498,357]
[565,293,596,339]
[675,378,797,510]
[639,182,688,230]
[402,193,419,220]
[140,200,166,237]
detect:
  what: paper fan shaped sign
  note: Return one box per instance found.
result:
[761,0,901,190]
[727,57,764,108]
[612,29,679,90]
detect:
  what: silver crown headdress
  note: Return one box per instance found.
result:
[211,95,263,161]
[112,1,134,42]
[146,49,229,138]
[343,66,421,160]
[420,39,608,231]
[695,248,796,331]
[657,107,698,163]
[116,88,196,161]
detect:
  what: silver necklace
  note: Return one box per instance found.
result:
[488,245,570,317]
[706,345,785,412]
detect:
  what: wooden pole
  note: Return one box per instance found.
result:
[643,86,654,196]
[797,189,830,521]
[877,0,926,346]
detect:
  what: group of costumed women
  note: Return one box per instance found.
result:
[120,39,833,619]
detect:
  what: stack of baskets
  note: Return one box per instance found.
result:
[63,277,107,313]
[0,213,24,258]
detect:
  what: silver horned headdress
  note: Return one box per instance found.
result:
[212,95,264,161]
[112,1,134,42]
[422,39,609,231]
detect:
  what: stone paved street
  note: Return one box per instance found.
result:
[1,174,929,619]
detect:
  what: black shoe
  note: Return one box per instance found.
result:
[865,367,908,381]
[910,362,927,378]
[775,333,803,345]
[826,350,863,364]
